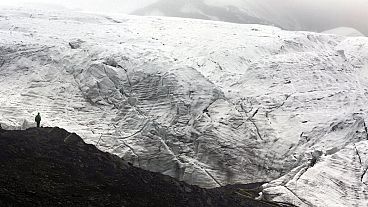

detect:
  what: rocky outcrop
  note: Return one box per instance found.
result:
[0,127,291,207]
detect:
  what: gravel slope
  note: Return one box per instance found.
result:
[0,127,292,207]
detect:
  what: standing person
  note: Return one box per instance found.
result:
[35,113,41,127]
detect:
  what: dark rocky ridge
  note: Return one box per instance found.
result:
[0,127,293,207]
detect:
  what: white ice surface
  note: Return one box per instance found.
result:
[0,7,368,206]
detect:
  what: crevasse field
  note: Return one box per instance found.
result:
[0,8,368,206]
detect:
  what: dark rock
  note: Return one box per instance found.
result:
[64,133,83,145]
[69,39,84,49]
[0,127,293,207]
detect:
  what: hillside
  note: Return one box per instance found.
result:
[0,7,368,206]
[131,0,299,30]
[0,127,291,207]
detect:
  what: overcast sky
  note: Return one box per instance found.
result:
[283,0,368,34]
[0,0,367,35]
[0,0,155,13]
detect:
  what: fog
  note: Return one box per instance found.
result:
[0,0,367,35]
[278,0,368,34]
[0,0,156,13]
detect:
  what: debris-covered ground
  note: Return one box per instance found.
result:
[0,127,292,207]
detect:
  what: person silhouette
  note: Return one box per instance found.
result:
[35,113,41,127]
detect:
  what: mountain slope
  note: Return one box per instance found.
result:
[0,127,290,207]
[131,0,299,30]
[0,8,368,206]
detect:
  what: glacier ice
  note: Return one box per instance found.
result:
[0,8,368,206]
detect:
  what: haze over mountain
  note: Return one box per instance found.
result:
[322,27,365,37]
[0,0,367,36]
[132,0,367,36]
[131,0,300,31]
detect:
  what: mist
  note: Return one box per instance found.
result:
[0,0,157,13]
[0,0,366,35]
[274,0,368,34]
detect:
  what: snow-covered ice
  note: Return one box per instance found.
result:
[1,7,368,206]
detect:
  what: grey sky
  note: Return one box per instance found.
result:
[280,0,368,34]
[0,0,366,35]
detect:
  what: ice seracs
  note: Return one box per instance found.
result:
[0,7,368,206]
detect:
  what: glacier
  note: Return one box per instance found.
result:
[0,7,368,206]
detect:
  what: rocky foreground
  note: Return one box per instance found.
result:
[0,127,292,207]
